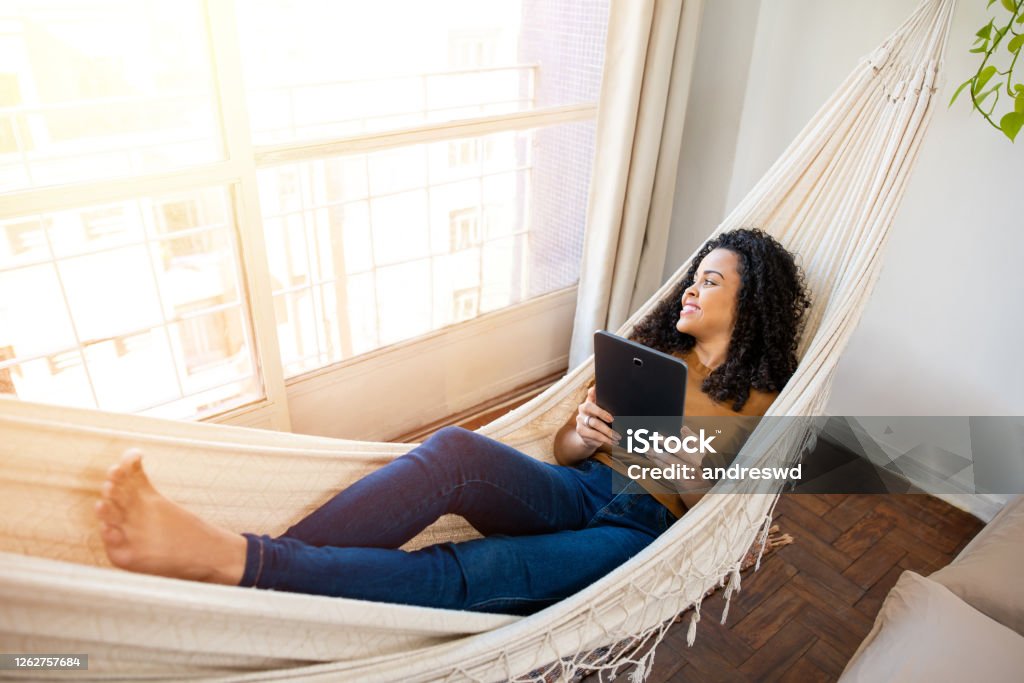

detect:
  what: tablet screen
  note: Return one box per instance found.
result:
[593,331,687,439]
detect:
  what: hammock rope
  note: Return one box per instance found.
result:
[0,1,956,680]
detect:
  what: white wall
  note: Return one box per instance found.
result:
[665,0,762,273]
[668,0,1024,519]
[670,0,1024,416]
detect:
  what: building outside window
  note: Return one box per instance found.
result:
[449,207,481,251]
[451,287,480,323]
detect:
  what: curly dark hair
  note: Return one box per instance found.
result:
[630,228,811,411]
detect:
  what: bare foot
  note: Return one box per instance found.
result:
[95,449,247,585]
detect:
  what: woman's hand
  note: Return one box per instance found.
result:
[575,386,621,449]
[552,386,621,466]
[650,426,703,468]
[648,426,712,497]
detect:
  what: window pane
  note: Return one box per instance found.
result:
[151,227,239,321]
[262,121,595,378]
[0,354,94,409]
[376,259,432,346]
[371,190,429,266]
[85,330,179,413]
[275,289,319,377]
[236,0,610,145]
[0,262,78,358]
[368,147,427,196]
[0,0,221,192]
[432,249,481,329]
[49,203,144,258]
[263,213,311,294]
[59,245,164,341]
[345,273,379,355]
[168,307,254,395]
[481,233,528,312]
[0,188,262,418]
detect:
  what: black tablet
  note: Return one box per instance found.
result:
[593,330,687,438]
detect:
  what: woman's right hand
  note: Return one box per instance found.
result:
[576,386,622,449]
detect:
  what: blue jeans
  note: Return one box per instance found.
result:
[239,426,675,615]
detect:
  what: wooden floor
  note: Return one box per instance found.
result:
[604,493,985,682]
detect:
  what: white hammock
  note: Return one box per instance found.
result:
[0,1,956,680]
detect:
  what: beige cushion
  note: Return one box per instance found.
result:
[839,571,1024,683]
[931,494,1024,636]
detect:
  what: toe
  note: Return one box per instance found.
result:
[121,448,159,497]
[108,461,128,484]
[121,448,144,471]
[102,479,131,510]
[101,523,125,547]
[108,449,143,482]
[95,499,123,525]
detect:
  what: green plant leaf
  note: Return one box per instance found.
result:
[976,81,1003,107]
[1001,0,1016,13]
[1000,111,1024,141]
[1016,83,1024,93]
[1016,93,1024,113]
[949,78,974,106]
[1010,34,1024,54]
[970,45,989,53]
[973,65,998,95]
[990,27,1009,49]
[977,20,994,39]
[1016,11,1024,23]
[987,0,996,8]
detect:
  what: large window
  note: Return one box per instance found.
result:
[0,0,609,422]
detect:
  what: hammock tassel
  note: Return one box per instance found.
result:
[727,564,742,596]
[768,531,794,550]
[754,513,774,571]
[686,607,700,647]
[628,649,656,683]
[720,563,743,624]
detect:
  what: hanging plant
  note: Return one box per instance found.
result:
[949,0,1024,141]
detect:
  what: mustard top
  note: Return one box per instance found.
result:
[588,348,779,519]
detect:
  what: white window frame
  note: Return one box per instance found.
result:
[0,0,597,436]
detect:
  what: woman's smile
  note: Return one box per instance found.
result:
[680,303,700,315]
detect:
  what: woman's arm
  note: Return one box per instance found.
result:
[552,386,620,466]
[552,420,593,467]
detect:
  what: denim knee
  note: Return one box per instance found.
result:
[419,426,482,465]
[428,425,478,448]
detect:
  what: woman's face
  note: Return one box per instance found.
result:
[675,248,741,340]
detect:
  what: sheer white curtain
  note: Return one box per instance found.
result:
[569,0,705,367]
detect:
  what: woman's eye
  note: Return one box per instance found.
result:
[703,279,715,286]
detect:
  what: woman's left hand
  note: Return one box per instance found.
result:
[647,426,710,494]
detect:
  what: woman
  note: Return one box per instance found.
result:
[94,228,810,616]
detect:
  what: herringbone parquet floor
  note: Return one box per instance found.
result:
[611,493,984,682]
